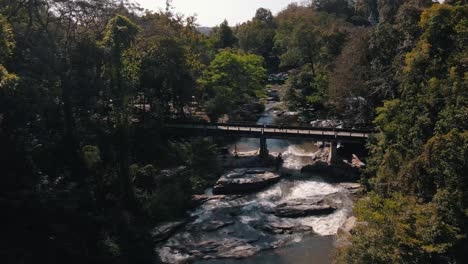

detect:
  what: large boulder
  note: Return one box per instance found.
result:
[335,216,369,248]
[337,216,357,236]
[256,222,315,235]
[266,199,336,218]
[338,183,362,194]
[213,168,281,195]
[166,239,259,261]
[351,154,366,168]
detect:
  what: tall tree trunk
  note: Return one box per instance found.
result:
[118,120,135,209]
[114,48,136,210]
[60,59,84,182]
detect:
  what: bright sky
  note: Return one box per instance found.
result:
[134,0,300,27]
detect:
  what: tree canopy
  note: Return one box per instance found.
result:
[0,0,466,263]
[236,8,277,71]
[336,4,468,263]
[199,50,266,121]
[210,19,238,50]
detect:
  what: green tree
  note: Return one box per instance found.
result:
[275,5,346,71]
[0,14,14,62]
[103,14,140,210]
[236,8,277,71]
[337,4,468,263]
[140,37,194,117]
[285,64,328,110]
[0,14,16,89]
[328,28,371,112]
[377,0,406,23]
[211,19,238,49]
[198,50,266,121]
[311,0,355,17]
[338,192,462,264]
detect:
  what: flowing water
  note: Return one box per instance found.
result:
[157,102,355,264]
[197,236,334,264]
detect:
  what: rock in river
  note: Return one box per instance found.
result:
[266,198,336,218]
[213,168,281,195]
[152,220,188,243]
[190,194,226,208]
[256,222,315,235]
[338,183,362,194]
[187,220,235,232]
[162,239,259,262]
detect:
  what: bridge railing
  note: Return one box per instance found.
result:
[165,120,374,134]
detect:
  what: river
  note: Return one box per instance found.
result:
[157,101,356,264]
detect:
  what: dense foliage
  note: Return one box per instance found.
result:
[0,1,222,263]
[236,8,278,71]
[335,2,468,264]
[0,0,466,263]
[199,50,266,121]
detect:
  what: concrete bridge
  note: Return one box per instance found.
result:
[164,122,371,162]
[164,122,370,142]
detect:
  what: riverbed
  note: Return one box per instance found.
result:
[156,101,357,263]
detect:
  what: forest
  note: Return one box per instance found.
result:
[0,0,466,263]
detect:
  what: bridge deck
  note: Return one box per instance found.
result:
[165,123,370,142]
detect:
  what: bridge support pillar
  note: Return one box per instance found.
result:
[328,142,338,165]
[259,136,269,159]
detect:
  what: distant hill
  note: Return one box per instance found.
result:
[197,27,213,35]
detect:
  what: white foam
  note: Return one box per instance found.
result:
[284,181,341,200]
[280,144,321,170]
[282,155,313,170]
[282,145,316,157]
[256,185,282,200]
[299,209,349,236]
[157,247,190,264]
[239,215,258,224]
